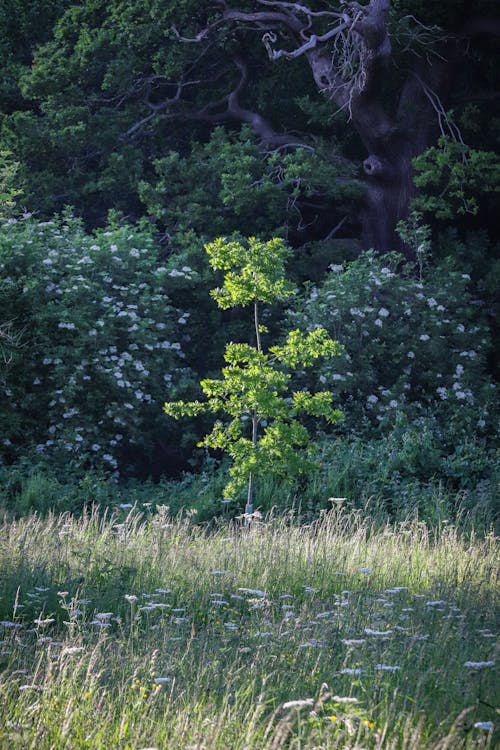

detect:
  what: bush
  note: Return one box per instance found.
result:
[290,250,497,440]
[0,212,201,476]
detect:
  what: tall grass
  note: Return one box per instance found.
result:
[0,507,498,749]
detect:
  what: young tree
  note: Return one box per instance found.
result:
[164,236,342,515]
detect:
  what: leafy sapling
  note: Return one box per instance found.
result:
[164,236,342,517]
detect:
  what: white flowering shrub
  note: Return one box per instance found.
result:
[0,214,198,475]
[291,251,497,439]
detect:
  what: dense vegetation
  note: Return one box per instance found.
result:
[0,509,498,749]
[0,4,498,747]
[0,0,499,524]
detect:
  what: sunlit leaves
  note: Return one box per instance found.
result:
[206,236,296,308]
[164,235,342,503]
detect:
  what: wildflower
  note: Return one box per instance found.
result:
[358,567,371,574]
[419,334,430,341]
[365,628,392,635]
[332,696,358,703]
[407,351,415,358]
[282,699,314,709]
[124,595,138,602]
[378,307,389,317]
[238,588,268,597]
[425,600,446,607]
[210,570,227,576]
[473,722,494,731]
[153,677,171,684]
[375,664,400,671]
[464,661,495,669]
[374,318,383,327]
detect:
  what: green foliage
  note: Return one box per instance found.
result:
[290,250,497,439]
[0,149,22,219]
[165,236,342,505]
[412,136,500,219]
[0,213,200,476]
[139,127,360,239]
[206,234,296,307]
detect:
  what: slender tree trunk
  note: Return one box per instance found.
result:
[244,298,261,520]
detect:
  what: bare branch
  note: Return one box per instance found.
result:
[171,20,225,43]
[262,20,351,61]
[324,214,348,240]
[412,74,465,145]
[255,0,344,21]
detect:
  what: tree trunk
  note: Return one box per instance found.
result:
[360,141,417,253]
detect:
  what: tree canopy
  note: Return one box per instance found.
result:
[1,0,499,252]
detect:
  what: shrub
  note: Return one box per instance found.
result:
[290,250,497,440]
[0,212,200,476]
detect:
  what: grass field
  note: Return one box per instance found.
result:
[0,506,498,749]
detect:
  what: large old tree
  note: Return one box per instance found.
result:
[1,0,499,252]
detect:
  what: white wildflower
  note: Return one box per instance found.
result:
[282,699,314,709]
[238,588,268,597]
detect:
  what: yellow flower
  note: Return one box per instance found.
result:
[362,719,376,730]
[329,715,337,722]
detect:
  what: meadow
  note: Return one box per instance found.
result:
[0,505,498,749]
